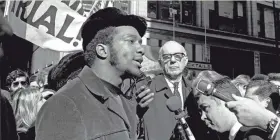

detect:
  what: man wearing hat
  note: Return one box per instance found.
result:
[35,7,153,140]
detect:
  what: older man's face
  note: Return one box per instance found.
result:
[197,95,237,133]
[159,43,188,78]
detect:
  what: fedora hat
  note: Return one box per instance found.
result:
[81,7,147,50]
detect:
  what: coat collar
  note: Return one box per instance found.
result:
[155,74,190,91]
[78,66,111,101]
[154,74,192,99]
[78,66,132,131]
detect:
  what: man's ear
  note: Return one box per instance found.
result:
[184,57,189,66]
[264,98,271,107]
[158,58,163,67]
[96,44,109,59]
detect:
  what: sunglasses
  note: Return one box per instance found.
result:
[162,53,186,62]
[12,81,28,87]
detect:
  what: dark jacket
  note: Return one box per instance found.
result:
[1,92,18,140]
[142,74,216,140]
[18,127,35,140]
[216,126,268,140]
[234,127,268,140]
[35,66,137,140]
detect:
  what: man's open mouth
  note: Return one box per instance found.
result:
[134,58,143,68]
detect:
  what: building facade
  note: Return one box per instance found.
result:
[141,1,280,78]
[23,1,280,78]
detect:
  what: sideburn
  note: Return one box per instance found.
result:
[109,47,119,66]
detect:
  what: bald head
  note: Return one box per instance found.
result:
[159,41,187,58]
[158,41,188,80]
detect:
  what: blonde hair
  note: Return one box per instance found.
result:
[12,87,42,132]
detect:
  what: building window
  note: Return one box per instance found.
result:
[184,43,193,61]
[195,44,203,62]
[158,1,181,22]
[113,1,130,14]
[257,5,264,37]
[182,1,196,25]
[148,1,157,18]
[209,1,247,34]
[257,4,280,39]
[147,38,160,48]
[147,1,196,26]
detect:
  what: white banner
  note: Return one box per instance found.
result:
[89,0,113,16]
[6,0,87,52]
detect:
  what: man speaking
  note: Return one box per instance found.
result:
[35,7,153,140]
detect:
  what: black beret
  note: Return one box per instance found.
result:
[81,7,147,50]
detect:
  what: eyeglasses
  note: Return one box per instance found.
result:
[234,83,247,90]
[161,53,186,62]
[243,85,247,90]
[12,81,28,87]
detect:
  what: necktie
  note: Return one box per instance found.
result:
[173,82,182,107]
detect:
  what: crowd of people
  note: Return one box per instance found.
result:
[1,7,280,140]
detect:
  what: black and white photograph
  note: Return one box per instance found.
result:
[1,0,280,140]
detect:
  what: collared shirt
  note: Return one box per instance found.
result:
[165,77,184,109]
[229,122,243,140]
[100,79,123,95]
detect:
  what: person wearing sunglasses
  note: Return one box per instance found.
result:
[6,69,29,93]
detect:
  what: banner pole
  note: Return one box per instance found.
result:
[4,0,10,18]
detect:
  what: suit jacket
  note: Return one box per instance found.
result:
[35,66,137,140]
[142,74,216,140]
[232,127,268,140]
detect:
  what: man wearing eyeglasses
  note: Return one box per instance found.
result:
[141,41,211,140]
[6,69,29,94]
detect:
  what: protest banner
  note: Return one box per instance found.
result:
[5,0,87,52]
[88,0,113,16]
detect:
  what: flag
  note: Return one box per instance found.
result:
[5,0,86,52]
